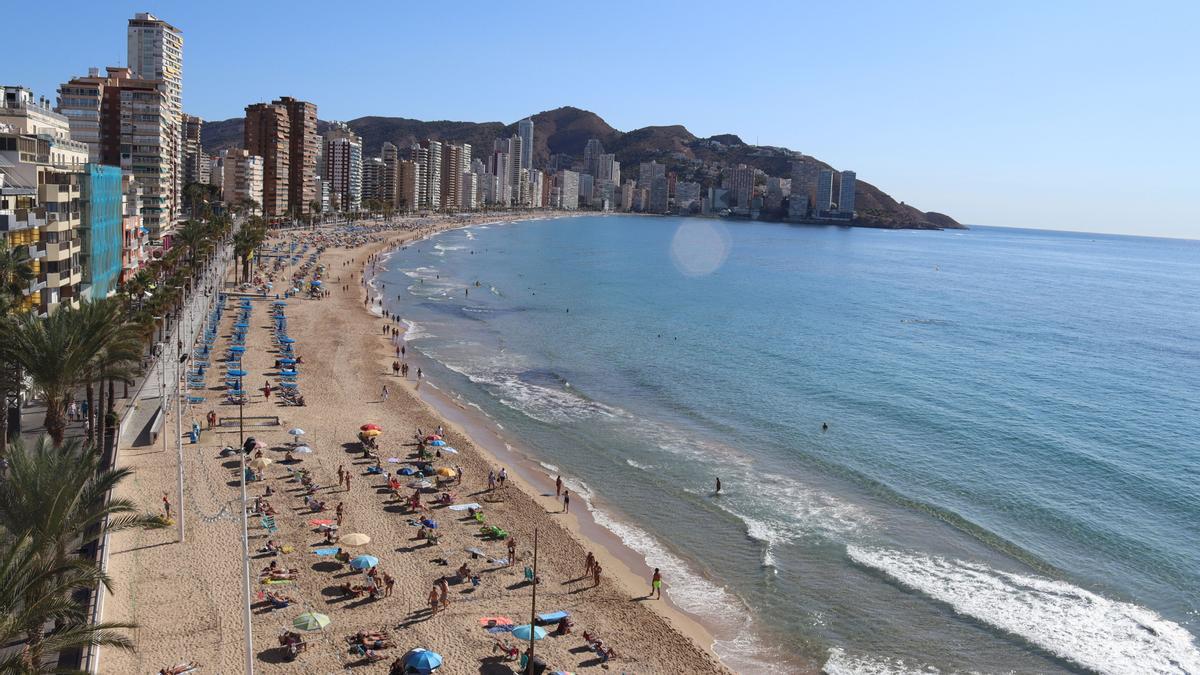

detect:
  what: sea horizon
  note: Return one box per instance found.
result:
[376,214,1200,673]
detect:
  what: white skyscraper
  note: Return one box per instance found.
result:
[127,12,183,226]
[517,118,534,170]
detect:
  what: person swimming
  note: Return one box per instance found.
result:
[822,422,829,432]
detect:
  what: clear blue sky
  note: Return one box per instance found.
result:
[10,0,1199,237]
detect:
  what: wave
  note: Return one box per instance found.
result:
[624,458,655,471]
[847,546,1200,674]
[401,319,433,342]
[822,647,944,675]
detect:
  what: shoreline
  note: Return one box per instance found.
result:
[362,216,733,664]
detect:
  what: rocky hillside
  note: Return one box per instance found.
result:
[202,106,960,228]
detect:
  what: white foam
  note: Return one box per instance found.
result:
[822,647,945,675]
[402,319,433,342]
[847,546,1200,675]
[624,458,655,471]
[538,461,559,473]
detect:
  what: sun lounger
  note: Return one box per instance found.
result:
[536,611,569,625]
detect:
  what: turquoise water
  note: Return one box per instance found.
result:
[378,216,1200,673]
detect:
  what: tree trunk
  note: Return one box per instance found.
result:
[96,381,106,450]
[0,384,8,456]
[44,397,66,446]
[85,382,96,447]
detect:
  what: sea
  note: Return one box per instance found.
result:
[374,215,1200,674]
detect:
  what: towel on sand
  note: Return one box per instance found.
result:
[313,547,339,556]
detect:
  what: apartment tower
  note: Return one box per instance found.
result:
[243,102,290,216]
[127,13,182,226]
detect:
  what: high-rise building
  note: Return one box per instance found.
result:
[490,150,511,206]
[815,169,834,216]
[182,114,207,185]
[789,158,820,220]
[596,154,619,184]
[638,161,665,190]
[362,157,385,203]
[220,149,263,210]
[506,136,523,202]
[728,164,754,208]
[275,97,318,214]
[406,145,428,208]
[244,101,290,216]
[419,139,442,210]
[837,170,856,216]
[127,13,182,226]
[323,122,362,211]
[558,170,579,210]
[381,142,399,206]
[57,68,176,236]
[441,143,467,210]
[578,173,594,207]
[517,118,534,170]
[764,177,791,213]
[460,171,478,210]
[397,159,421,212]
[583,139,604,178]
[0,121,87,314]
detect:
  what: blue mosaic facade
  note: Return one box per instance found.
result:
[81,164,123,298]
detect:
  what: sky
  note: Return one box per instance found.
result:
[7,0,1199,238]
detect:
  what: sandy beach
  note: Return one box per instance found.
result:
[101,212,729,674]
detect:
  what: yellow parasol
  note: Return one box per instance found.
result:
[248,457,273,470]
[341,532,371,546]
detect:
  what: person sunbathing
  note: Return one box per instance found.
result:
[158,661,200,675]
[260,539,281,554]
[267,592,296,607]
[456,562,472,579]
[349,630,388,642]
[492,640,519,660]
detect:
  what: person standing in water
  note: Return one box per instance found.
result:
[715,477,722,494]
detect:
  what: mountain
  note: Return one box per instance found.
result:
[201,106,960,229]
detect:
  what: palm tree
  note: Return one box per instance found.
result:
[0,533,135,672]
[0,240,35,454]
[0,435,160,669]
[0,300,139,445]
[234,217,266,284]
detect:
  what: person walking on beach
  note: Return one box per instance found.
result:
[344,471,352,492]
[583,551,595,578]
[650,568,663,599]
[162,493,171,521]
[392,360,400,376]
[592,561,602,587]
[555,475,563,497]
[207,410,217,430]
[562,490,570,514]
[507,537,517,565]
[416,368,422,381]
[437,576,450,609]
[382,385,390,402]
[498,468,507,488]
[68,401,78,422]
[337,465,345,487]
[427,586,440,616]
[487,470,496,492]
[401,345,406,358]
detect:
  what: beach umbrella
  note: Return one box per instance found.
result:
[234,322,248,328]
[280,337,296,343]
[408,479,433,490]
[279,382,298,389]
[341,533,371,546]
[429,440,446,447]
[288,428,305,436]
[293,445,312,454]
[227,369,247,377]
[228,345,246,353]
[401,648,443,673]
[361,423,383,431]
[273,300,287,306]
[435,467,456,478]
[398,467,415,475]
[361,429,381,438]
[280,357,296,364]
[510,624,547,641]
[441,447,459,455]
[228,389,247,396]
[248,457,272,470]
[292,612,331,631]
[349,555,379,570]
[311,280,322,286]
